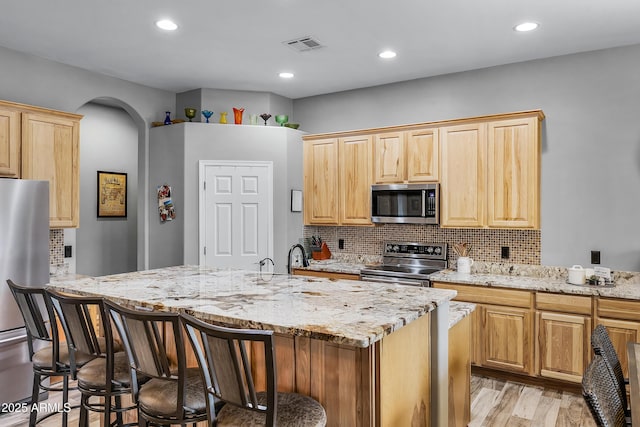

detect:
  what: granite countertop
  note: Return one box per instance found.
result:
[448,301,476,329]
[429,270,640,300]
[48,265,456,348]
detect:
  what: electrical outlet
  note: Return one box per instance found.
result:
[501,246,510,259]
[64,245,72,258]
[338,239,345,250]
[591,250,601,265]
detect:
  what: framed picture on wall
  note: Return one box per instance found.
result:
[97,171,127,217]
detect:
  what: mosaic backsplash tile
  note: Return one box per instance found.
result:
[49,229,64,267]
[303,224,541,267]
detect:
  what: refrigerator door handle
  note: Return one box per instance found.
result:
[0,333,28,346]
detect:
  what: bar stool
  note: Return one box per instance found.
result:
[104,300,209,426]
[182,312,327,426]
[7,279,89,427]
[45,289,134,426]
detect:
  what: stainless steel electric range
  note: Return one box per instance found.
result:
[360,241,448,287]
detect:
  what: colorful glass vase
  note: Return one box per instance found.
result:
[233,108,245,125]
[201,110,213,123]
[164,111,172,125]
[219,112,228,124]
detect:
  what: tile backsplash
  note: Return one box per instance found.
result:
[304,224,540,265]
[49,229,64,267]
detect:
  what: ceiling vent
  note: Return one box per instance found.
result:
[283,36,324,53]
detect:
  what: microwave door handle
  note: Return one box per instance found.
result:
[422,190,426,216]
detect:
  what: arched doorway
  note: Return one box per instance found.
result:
[69,98,147,276]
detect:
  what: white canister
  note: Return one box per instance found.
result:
[457,257,474,274]
[568,265,586,285]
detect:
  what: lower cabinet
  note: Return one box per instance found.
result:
[536,293,592,383]
[595,298,640,377]
[481,304,533,374]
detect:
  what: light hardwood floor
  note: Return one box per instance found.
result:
[470,375,597,427]
[1,375,598,426]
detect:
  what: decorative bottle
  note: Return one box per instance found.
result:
[219,112,228,124]
[164,111,172,125]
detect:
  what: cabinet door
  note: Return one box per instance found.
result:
[440,123,486,227]
[596,318,640,378]
[406,128,439,182]
[538,311,591,383]
[0,107,20,177]
[303,139,339,225]
[22,113,80,228]
[481,304,533,374]
[373,132,405,183]
[339,135,372,225]
[487,117,540,228]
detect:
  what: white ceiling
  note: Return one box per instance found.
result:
[2,0,640,99]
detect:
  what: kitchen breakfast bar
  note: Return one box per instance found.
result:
[49,265,456,426]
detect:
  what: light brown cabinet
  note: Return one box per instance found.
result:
[440,112,543,229]
[22,112,80,228]
[303,136,372,226]
[373,128,439,184]
[0,100,81,228]
[432,282,534,375]
[439,123,486,227]
[536,293,592,383]
[0,105,21,177]
[595,298,640,377]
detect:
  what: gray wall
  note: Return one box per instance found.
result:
[0,45,176,272]
[293,44,640,272]
[74,103,138,276]
[148,123,304,273]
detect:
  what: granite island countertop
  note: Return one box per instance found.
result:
[48,265,456,348]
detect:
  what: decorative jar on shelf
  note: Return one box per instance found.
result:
[219,112,228,124]
[163,111,172,125]
[233,108,245,124]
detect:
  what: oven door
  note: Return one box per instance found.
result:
[360,274,430,287]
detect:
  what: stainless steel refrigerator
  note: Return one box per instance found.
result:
[0,179,50,405]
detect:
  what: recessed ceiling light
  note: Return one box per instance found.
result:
[378,50,397,59]
[514,22,539,32]
[279,72,294,79]
[156,19,178,31]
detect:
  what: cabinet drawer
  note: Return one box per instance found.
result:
[432,282,532,308]
[536,293,592,315]
[597,298,640,322]
[291,269,360,281]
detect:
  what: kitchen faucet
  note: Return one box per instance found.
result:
[287,244,309,274]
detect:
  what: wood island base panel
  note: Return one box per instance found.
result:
[49,265,456,427]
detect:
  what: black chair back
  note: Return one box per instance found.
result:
[583,354,626,427]
[7,279,59,364]
[592,324,628,411]
[182,312,277,426]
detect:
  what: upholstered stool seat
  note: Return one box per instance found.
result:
[76,351,131,389]
[138,368,207,417]
[32,342,95,369]
[217,392,327,427]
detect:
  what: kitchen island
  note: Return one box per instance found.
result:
[49,265,456,427]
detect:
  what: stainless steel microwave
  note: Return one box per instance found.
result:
[371,183,439,224]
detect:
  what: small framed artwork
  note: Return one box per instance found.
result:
[291,189,302,212]
[97,171,127,218]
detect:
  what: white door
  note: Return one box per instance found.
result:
[199,160,273,270]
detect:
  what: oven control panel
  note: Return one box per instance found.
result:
[383,241,447,260]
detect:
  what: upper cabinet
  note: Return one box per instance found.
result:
[373,128,439,184]
[440,112,543,229]
[303,136,372,226]
[0,100,82,228]
[303,110,543,228]
[0,105,21,177]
